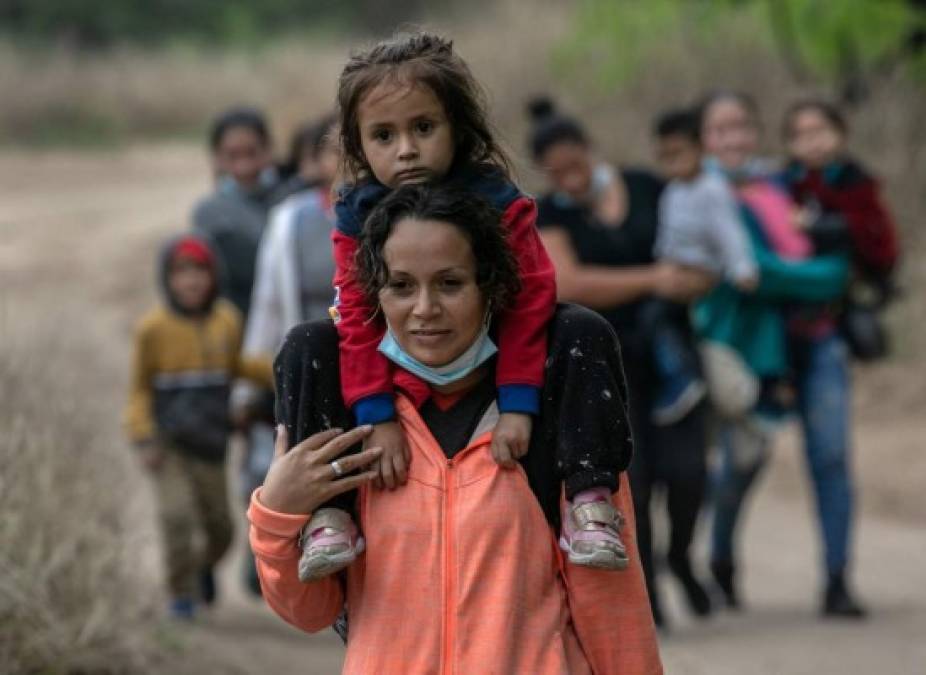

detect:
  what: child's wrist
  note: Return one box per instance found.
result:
[353,393,396,425]
[497,384,540,416]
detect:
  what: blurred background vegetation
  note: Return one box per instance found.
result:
[6,0,919,257]
[0,0,923,146]
[557,0,926,97]
[0,0,449,46]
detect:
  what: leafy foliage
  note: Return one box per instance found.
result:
[556,0,926,96]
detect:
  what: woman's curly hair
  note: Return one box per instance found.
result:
[355,184,521,313]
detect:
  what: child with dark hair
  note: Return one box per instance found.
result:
[295,32,631,581]
[192,106,279,318]
[208,107,272,157]
[648,107,757,424]
[124,235,272,618]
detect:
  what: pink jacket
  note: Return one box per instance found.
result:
[249,396,661,674]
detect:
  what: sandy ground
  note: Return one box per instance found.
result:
[2,144,924,674]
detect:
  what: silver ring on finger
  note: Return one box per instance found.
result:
[330,459,346,478]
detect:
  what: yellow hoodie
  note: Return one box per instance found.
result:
[124,298,271,456]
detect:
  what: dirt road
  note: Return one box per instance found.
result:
[3,145,923,674]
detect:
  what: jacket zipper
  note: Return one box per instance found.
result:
[442,457,456,675]
[403,403,489,674]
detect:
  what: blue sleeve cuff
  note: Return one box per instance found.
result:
[497,385,540,416]
[353,394,396,425]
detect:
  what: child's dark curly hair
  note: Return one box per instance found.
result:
[337,31,512,183]
[355,183,521,313]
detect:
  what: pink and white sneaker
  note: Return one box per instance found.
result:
[559,487,629,571]
[297,508,365,583]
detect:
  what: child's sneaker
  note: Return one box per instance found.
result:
[652,372,706,426]
[559,488,629,571]
[297,508,365,583]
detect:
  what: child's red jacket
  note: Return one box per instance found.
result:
[331,166,557,424]
[786,159,899,276]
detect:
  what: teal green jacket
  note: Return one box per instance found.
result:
[694,203,849,376]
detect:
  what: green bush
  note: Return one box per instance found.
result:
[556,0,926,98]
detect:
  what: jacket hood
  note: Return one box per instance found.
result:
[157,233,226,317]
[334,162,521,238]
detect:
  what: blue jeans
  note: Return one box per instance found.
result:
[711,332,855,574]
[640,298,699,382]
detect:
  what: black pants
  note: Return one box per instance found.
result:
[272,304,633,529]
[622,332,709,611]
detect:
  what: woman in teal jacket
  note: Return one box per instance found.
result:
[696,203,848,378]
[698,91,865,619]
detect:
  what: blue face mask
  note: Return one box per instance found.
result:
[703,155,776,185]
[218,167,278,198]
[552,162,614,209]
[377,319,497,387]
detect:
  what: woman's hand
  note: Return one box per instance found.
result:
[365,421,410,490]
[653,263,716,303]
[491,413,532,469]
[259,425,382,515]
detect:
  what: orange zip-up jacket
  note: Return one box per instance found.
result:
[249,396,661,674]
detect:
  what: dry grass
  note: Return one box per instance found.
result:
[0,40,345,146]
[0,297,164,674]
[0,141,236,674]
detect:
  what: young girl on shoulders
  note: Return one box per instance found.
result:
[298,32,633,581]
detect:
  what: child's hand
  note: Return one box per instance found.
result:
[365,421,409,490]
[491,413,532,469]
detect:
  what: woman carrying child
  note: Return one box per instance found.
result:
[782,99,900,361]
[697,91,866,618]
[248,32,661,672]
[251,183,661,673]
[528,98,716,628]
